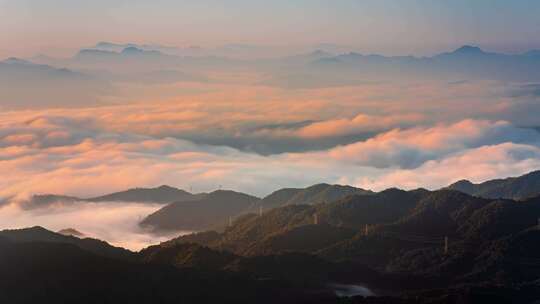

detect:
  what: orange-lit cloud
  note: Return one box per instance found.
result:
[0,80,539,201]
[0,106,539,202]
[294,113,424,138]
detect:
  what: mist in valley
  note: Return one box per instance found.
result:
[0,201,187,250]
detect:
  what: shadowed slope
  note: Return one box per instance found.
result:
[141,190,260,231]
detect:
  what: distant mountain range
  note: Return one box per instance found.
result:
[0,57,111,108]
[7,44,540,96]
[311,45,540,82]
[0,57,87,81]
[92,41,181,54]
[89,41,338,59]
[76,46,167,61]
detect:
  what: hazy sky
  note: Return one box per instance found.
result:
[2,0,540,57]
[1,0,540,199]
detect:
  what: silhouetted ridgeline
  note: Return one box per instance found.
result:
[0,226,136,261]
[19,185,204,209]
[142,184,373,232]
[447,170,540,200]
[17,45,540,88]
[17,170,540,232]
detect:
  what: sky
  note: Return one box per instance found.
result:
[1,0,540,201]
[2,0,540,57]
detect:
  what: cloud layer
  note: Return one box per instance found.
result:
[0,72,539,200]
[1,103,539,201]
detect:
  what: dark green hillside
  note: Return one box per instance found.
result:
[0,226,135,261]
[140,242,238,270]
[383,190,490,237]
[314,188,427,229]
[0,237,314,304]
[243,223,357,256]
[260,183,373,209]
[260,187,303,208]
[285,184,373,206]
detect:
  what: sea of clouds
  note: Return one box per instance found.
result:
[1,74,540,249]
[1,81,540,199]
[0,201,186,250]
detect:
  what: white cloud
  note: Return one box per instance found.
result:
[350,143,540,191]
[0,201,187,251]
[321,120,540,168]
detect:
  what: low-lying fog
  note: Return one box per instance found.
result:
[0,201,190,251]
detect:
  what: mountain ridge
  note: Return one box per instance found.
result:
[446,170,540,199]
[140,189,260,231]
[20,185,203,208]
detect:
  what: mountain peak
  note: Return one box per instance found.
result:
[96,41,115,47]
[157,185,178,190]
[2,57,32,65]
[523,170,540,177]
[76,48,117,57]
[452,45,485,55]
[309,49,332,57]
[451,179,474,186]
[57,228,85,238]
[446,179,476,194]
[121,46,144,55]
[208,189,257,199]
